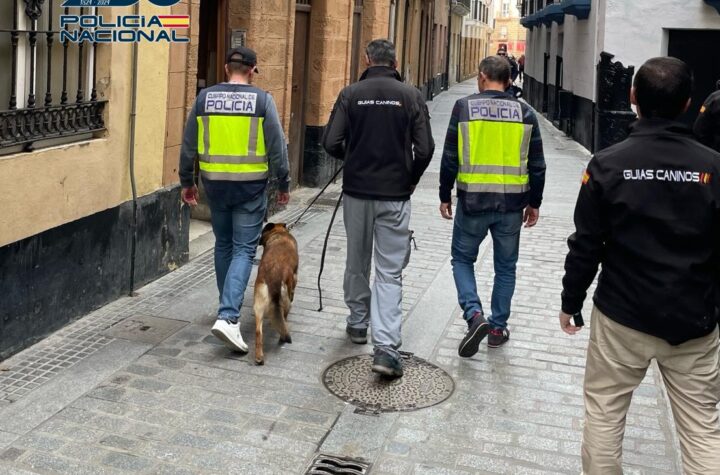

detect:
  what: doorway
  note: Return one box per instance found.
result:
[197,0,228,93]
[668,29,720,125]
[350,1,364,83]
[289,1,311,185]
[192,0,228,222]
[402,0,411,81]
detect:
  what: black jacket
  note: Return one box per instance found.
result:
[322,67,435,201]
[694,90,720,153]
[562,119,720,345]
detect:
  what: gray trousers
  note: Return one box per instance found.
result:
[343,194,411,360]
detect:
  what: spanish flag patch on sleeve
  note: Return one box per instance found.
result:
[582,169,591,185]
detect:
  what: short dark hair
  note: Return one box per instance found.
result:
[227,61,253,76]
[366,39,396,67]
[479,56,510,84]
[633,57,693,119]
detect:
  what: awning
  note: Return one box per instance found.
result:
[538,4,565,26]
[561,0,591,20]
[704,0,720,14]
[520,12,539,29]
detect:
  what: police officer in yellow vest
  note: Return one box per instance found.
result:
[439,55,546,357]
[179,47,290,353]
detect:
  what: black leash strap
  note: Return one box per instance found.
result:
[317,191,344,312]
[288,165,344,231]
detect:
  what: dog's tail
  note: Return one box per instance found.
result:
[268,280,292,342]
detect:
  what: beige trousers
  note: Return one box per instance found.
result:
[582,307,720,474]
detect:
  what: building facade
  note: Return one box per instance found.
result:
[490,0,525,57]
[520,0,720,152]
[460,0,495,80]
[0,0,191,360]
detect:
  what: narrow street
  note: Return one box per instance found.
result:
[0,80,682,474]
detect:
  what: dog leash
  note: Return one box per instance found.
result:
[287,165,344,231]
[281,164,344,311]
[317,191,344,312]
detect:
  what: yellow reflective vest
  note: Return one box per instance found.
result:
[196,88,269,182]
[457,97,532,195]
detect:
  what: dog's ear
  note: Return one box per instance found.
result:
[262,222,275,234]
[260,222,275,246]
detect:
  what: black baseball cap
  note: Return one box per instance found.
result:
[226,46,259,73]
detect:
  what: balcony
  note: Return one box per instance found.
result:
[520,12,539,29]
[561,0,591,19]
[451,0,472,16]
[538,3,565,25]
[705,0,720,14]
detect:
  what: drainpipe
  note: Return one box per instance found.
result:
[445,4,452,89]
[128,3,140,296]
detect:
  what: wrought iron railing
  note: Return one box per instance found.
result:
[0,0,106,151]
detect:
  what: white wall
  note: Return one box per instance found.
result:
[559,0,605,100]
[603,0,720,68]
[525,25,545,79]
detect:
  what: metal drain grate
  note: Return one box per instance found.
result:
[305,454,370,475]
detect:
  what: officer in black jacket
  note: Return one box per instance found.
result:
[560,57,720,474]
[694,79,720,153]
[322,39,434,378]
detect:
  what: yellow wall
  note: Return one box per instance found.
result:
[0,4,171,247]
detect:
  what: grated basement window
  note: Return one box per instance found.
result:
[0,0,106,152]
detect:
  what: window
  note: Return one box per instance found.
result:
[500,26,508,39]
[502,0,510,17]
[0,0,106,152]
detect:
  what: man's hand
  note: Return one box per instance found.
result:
[181,185,199,207]
[559,311,583,335]
[440,202,453,220]
[277,191,290,206]
[523,206,539,228]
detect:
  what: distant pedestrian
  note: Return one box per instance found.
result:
[560,57,720,474]
[179,47,290,353]
[322,39,434,378]
[439,56,546,357]
[518,54,525,81]
[693,79,720,152]
[497,46,519,83]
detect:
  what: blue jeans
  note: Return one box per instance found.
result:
[450,203,522,329]
[206,184,266,323]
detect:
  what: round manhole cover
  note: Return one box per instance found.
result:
[322,353,455,412]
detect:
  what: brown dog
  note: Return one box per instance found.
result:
[253,223,299,365]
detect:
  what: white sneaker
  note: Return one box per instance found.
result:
[211,319,248,353]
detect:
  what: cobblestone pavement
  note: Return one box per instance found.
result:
[0,80,682,474]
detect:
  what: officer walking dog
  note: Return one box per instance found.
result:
[253,223,299,365]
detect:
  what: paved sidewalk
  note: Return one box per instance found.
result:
[0,79,682,474]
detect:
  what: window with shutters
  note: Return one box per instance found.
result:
[0,0,106,153]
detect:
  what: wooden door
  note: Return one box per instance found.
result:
[289,5,310,185]
[215,0,228,83]
[350,2,363,83]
